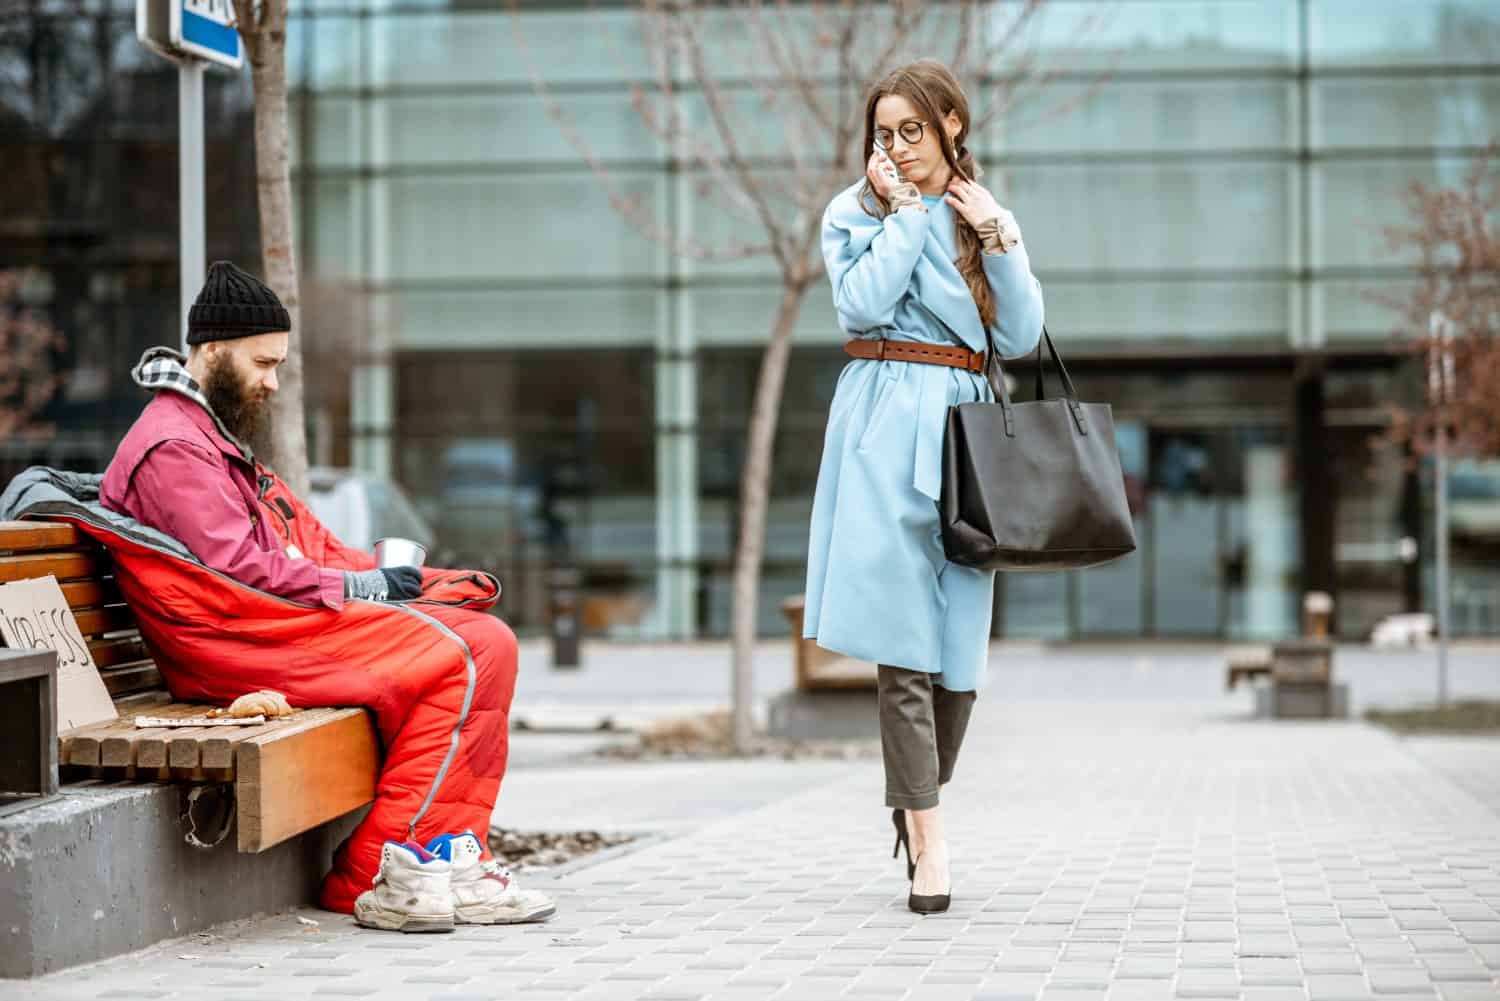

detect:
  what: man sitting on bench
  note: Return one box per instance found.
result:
[96,261,553,931]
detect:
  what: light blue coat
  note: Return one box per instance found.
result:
[802,182,1045,691]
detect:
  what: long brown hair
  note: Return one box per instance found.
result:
[859,59,994,329]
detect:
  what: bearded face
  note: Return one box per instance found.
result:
[201,348,273,456]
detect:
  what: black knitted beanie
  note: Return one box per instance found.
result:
[186,260,291,343]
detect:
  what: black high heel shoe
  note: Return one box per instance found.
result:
[907,853,951,915]
[890,809,915,881]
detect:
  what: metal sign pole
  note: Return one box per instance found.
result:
[179,58,206,354]
[140,0,238,352]
[1435,429,1449,707]
[1428,310,1452,709]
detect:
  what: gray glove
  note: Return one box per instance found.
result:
[343,566,423,602]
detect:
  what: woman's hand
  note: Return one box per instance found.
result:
[945,177,1015,233]
[866,149,905,201]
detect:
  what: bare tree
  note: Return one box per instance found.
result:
[1376,146,1500,459]
[0,270,67,443]
[515,0,1111,750]
[231,0,309,495]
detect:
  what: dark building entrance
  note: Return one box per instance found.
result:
[994,350,1419,642]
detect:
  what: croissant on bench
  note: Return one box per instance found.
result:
[207,690,296,719]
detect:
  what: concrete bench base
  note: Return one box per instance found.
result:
[1254,680,1349,720]
[766,688,879,741]
[0,782,363,978]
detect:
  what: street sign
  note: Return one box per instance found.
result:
[174,0,242,68]
[136,0,243,70]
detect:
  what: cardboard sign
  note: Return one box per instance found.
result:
[0,575,117,731]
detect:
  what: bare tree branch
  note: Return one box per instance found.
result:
[966,2,1063,133]
[947,0,983,80]
[509,1,768,261]
[1372,144,1500,459]
[745,0,833,134]
[668,0,795,270]
[631,10,767,224]
[628,83,763,225]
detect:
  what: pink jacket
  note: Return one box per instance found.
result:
[101,391,346,609]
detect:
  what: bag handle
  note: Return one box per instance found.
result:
[984,335,1017,438]
[1030,326,1088,435]
[984,324,1089,437]
[1030,327,1079,402]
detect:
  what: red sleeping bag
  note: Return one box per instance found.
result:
[32,470,517,914]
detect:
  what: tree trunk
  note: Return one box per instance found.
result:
[242,1,309,496]
[729,279,810,751]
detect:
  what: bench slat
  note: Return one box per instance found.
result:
[201,734,236,771]
[89,636,150,669]
[164,710,335,773]
[237,709,379,853]
[71,605,138,638]
[78,705,348,775]
[61,579,125,612]
[0,521,87,552]
[99,703,210,769]
[168,729,213,770]
[100,662,165,697]
[63,720,127,768]
[97,703,208,767]
[0,551,105,584]
[136,714,211,770]
[134,734,170,770]
[60,692,170,767]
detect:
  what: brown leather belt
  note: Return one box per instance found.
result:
[844,338,986,373]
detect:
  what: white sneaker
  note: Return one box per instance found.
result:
[353,841,455,933]
[427,832,556,925]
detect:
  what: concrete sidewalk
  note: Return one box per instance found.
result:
[8,648,1500,1001]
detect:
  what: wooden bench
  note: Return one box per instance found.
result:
[1224,644,1273,690]
[0,520,379,852]
[1267,637,1337,717]
[779,593,877,691]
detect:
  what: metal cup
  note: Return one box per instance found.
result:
[373,537,428,569]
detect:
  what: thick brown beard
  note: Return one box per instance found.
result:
[202,351,272,457]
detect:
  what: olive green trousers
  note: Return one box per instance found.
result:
[877,664,977,810]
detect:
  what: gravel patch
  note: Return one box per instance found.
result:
[591,709,881,762]
[488,828,639,870]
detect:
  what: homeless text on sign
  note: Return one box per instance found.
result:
[1,594,93,668]
[0,575,117,730]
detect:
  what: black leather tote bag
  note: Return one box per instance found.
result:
[940,327,1137,571]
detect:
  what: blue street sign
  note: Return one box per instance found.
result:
[172,0,242,69]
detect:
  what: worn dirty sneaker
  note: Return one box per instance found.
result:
[427,832,557,925]
[353,840,455,933]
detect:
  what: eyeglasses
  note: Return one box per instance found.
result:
[873,120,927,151]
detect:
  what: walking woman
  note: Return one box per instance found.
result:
[803,60,1044,914]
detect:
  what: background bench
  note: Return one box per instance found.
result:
[0,519,379,852]
[1224,645,1274,690]
[779,593,877,691]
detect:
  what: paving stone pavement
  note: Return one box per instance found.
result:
[9,687,1500,1001]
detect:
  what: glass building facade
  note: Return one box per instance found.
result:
[4,1,1499,640]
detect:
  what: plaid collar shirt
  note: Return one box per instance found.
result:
[130,346,253,462]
